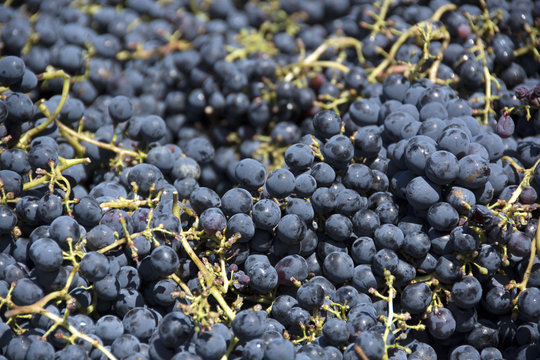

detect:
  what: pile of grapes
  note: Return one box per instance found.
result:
[0,0,540,359]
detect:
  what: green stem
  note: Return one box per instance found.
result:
[22,157,91,191]
[175,233,235,321]
[55,120,144,161]
[368,3,456,82]
[16,70,71,149]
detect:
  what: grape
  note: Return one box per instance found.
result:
[28,238,62,271]
[325,214,353,242]
[158,312,194,348]
[484,286,512,315]
[284,143,314,171]
[496,114,515,138]
[518,287,540,321]
[372,249,399,276]
[467,323,499,349]
[323,252,354,284]
[313,110,342,139]
[56,344,89,360]
[73,197,102,228]
[451,276,482,309]
[323,134,354,167]
[50,215,81,249]
[402,231,430,259]
[353,126,382,158]
[311,187,336,216]
[123,307,157,342]
[450,226,480,254]
[311,162,336,187]
[251,199,281,231]
[80,252,110,282]
[227,213,255,242]
[100,209,133,238]
[6,336,31,360]
[200,207,227,235]
[231,310,266,342]
[221,188,253,216]
[0,56,26,87]
[294,173,317,197]
[12,278,44,306]
[427,307,456,340]
[435,255,463,284]
[185,137,215,164]
[352,209,380,237]
[349,99,380,126]
[149,246,179,277]
[246,261,278,294]
[342,164,373,195]
[474,133,505,161]
[333,285,362,308]
[480,347,503,360]
[235,159,267,190]
[425,150,459,185]
[285,198,314,223]
[405,176,441,210]
[25,340,55,360]
[0,170,22,197]
[172,156,201,180]
[375,200,399,226]
[401,282,431,316]
[195,332,227,360]
[351,237,377,264]
[275,255,308,286]
[520,186,537,204]
[404,136,437,175]
[0,205,17,234]
[373,224,404,250]
[449,345,480,360]
[353,331,385,360]
[427,202,459,231]
[95,315,124,345]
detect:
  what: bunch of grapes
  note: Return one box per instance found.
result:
[0,0,539,360]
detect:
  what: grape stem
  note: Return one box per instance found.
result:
[175,233,236,321]
[366,0,394,36]
[368,3,457,82]
[220,336,239,360]
[22,157,91,191]
[282,37,363,82]
[55,120,145,160]
[354,344,370,360]
[382,272,395,360]
[40,307,117,360]
[511,215,540,307]
[16,70,71,149]
[466,13,495,125]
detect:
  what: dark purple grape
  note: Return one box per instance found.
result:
[402,282,432,315]
[123,307,157,342]
[231,310,266,342]
[195,331,227,360]
[150,246,179,277]
[449,345,480,360]
[275,255,308,286]
[235,159,266,190]
[323,252,354,284]
[451,276,482,309]
[426,307,456,340]
[406,176,441,210]
[496,114,515,138]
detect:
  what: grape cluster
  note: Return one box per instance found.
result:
[0,0,539,360]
